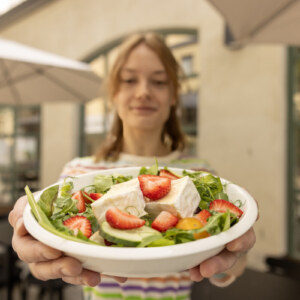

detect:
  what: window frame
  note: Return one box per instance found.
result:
[0,105,41,205]
[287,47,300,259]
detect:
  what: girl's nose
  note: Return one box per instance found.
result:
[136,80,150,99]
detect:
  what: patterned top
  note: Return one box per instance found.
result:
[60,151,211,300]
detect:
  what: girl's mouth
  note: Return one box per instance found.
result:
[130,106,157,112]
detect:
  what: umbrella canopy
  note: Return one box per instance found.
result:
[207,0,300,47]
[0,38,101,105]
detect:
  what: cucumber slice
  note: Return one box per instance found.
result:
[100,221,161,247]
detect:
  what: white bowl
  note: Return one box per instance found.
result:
[23,167,258,278]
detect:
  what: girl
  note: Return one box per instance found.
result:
[9,32,256,300]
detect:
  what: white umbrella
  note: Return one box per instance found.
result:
[0,38,101,105]
[207,0,300,47]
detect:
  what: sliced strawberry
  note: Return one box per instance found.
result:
[90,193,102,200]
[105,207,145,229]
[159,169,180,180]
[209,199,243,218]
[63,216,92,238]
[83,192,102,203]
[195,209,212,226]
[72,191,86,212]
[151,211,178,232]
[138,175,171,200]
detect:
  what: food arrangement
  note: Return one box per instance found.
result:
[26,162,244,249]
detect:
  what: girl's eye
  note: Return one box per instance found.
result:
[153,80,167,85]
[121,78,136,84]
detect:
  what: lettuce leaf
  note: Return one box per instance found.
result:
[38,185,59,217]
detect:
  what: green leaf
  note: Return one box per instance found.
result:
[25,186,56,229]
[137,234,163,248]
[60,178,74,198]
[139,159,159,175]
[163,227,195,244]
[147,238,175,247]
[192,211,236,236]
[214,192,229,201]
[80,206,100,233]
[25,186,101,246]
[183,171,228,209]
[113,175,133,184]
[51,196,78,219]
[94,175,114,193]
[38,185,59,217]
[162,167,182,178]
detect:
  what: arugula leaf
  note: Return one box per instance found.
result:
[38,185,59,217]
[183,171,227,209]
[140,214,153,227]
[163,228,195,244]
[80,206,100,233]
[192,211,232,236]
[113,175,132,184]
[51,196,78,220]
[214,192,229,201]
[139,159,159,175]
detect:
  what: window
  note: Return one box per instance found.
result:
[288,48,300,259]
[0,106,40,206]
[181,55,194,76]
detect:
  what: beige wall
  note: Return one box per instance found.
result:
[0,0,287,270]
[40,102,80,187]
[198,2,287,269]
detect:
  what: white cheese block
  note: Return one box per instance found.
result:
[91,178,146,224]
[145,176,200,218]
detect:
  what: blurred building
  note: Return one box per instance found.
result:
[0,0,299,273]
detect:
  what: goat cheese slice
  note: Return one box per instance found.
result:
[91,178,146,224]
[145,176,200,218]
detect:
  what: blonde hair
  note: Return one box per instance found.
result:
[95,32,186,162]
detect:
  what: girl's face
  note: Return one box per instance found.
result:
[113,43,174,133]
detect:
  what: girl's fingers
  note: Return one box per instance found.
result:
[8,195,28,228]
[29,256,83,281]
[62,269,101,286]
[12,225,62,263]
[226,228,256,253]
[199,249,238,278]
[189,266,204,282]
[9,195,62,263]
[112,276,128,283]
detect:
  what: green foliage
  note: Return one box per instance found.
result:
[38,185,59,217]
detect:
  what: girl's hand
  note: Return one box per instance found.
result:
[8,195,126,286]
[189,227,256,283]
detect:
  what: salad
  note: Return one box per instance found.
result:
[26,162,243,248]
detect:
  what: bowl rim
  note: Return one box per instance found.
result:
[23,167,258,261]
